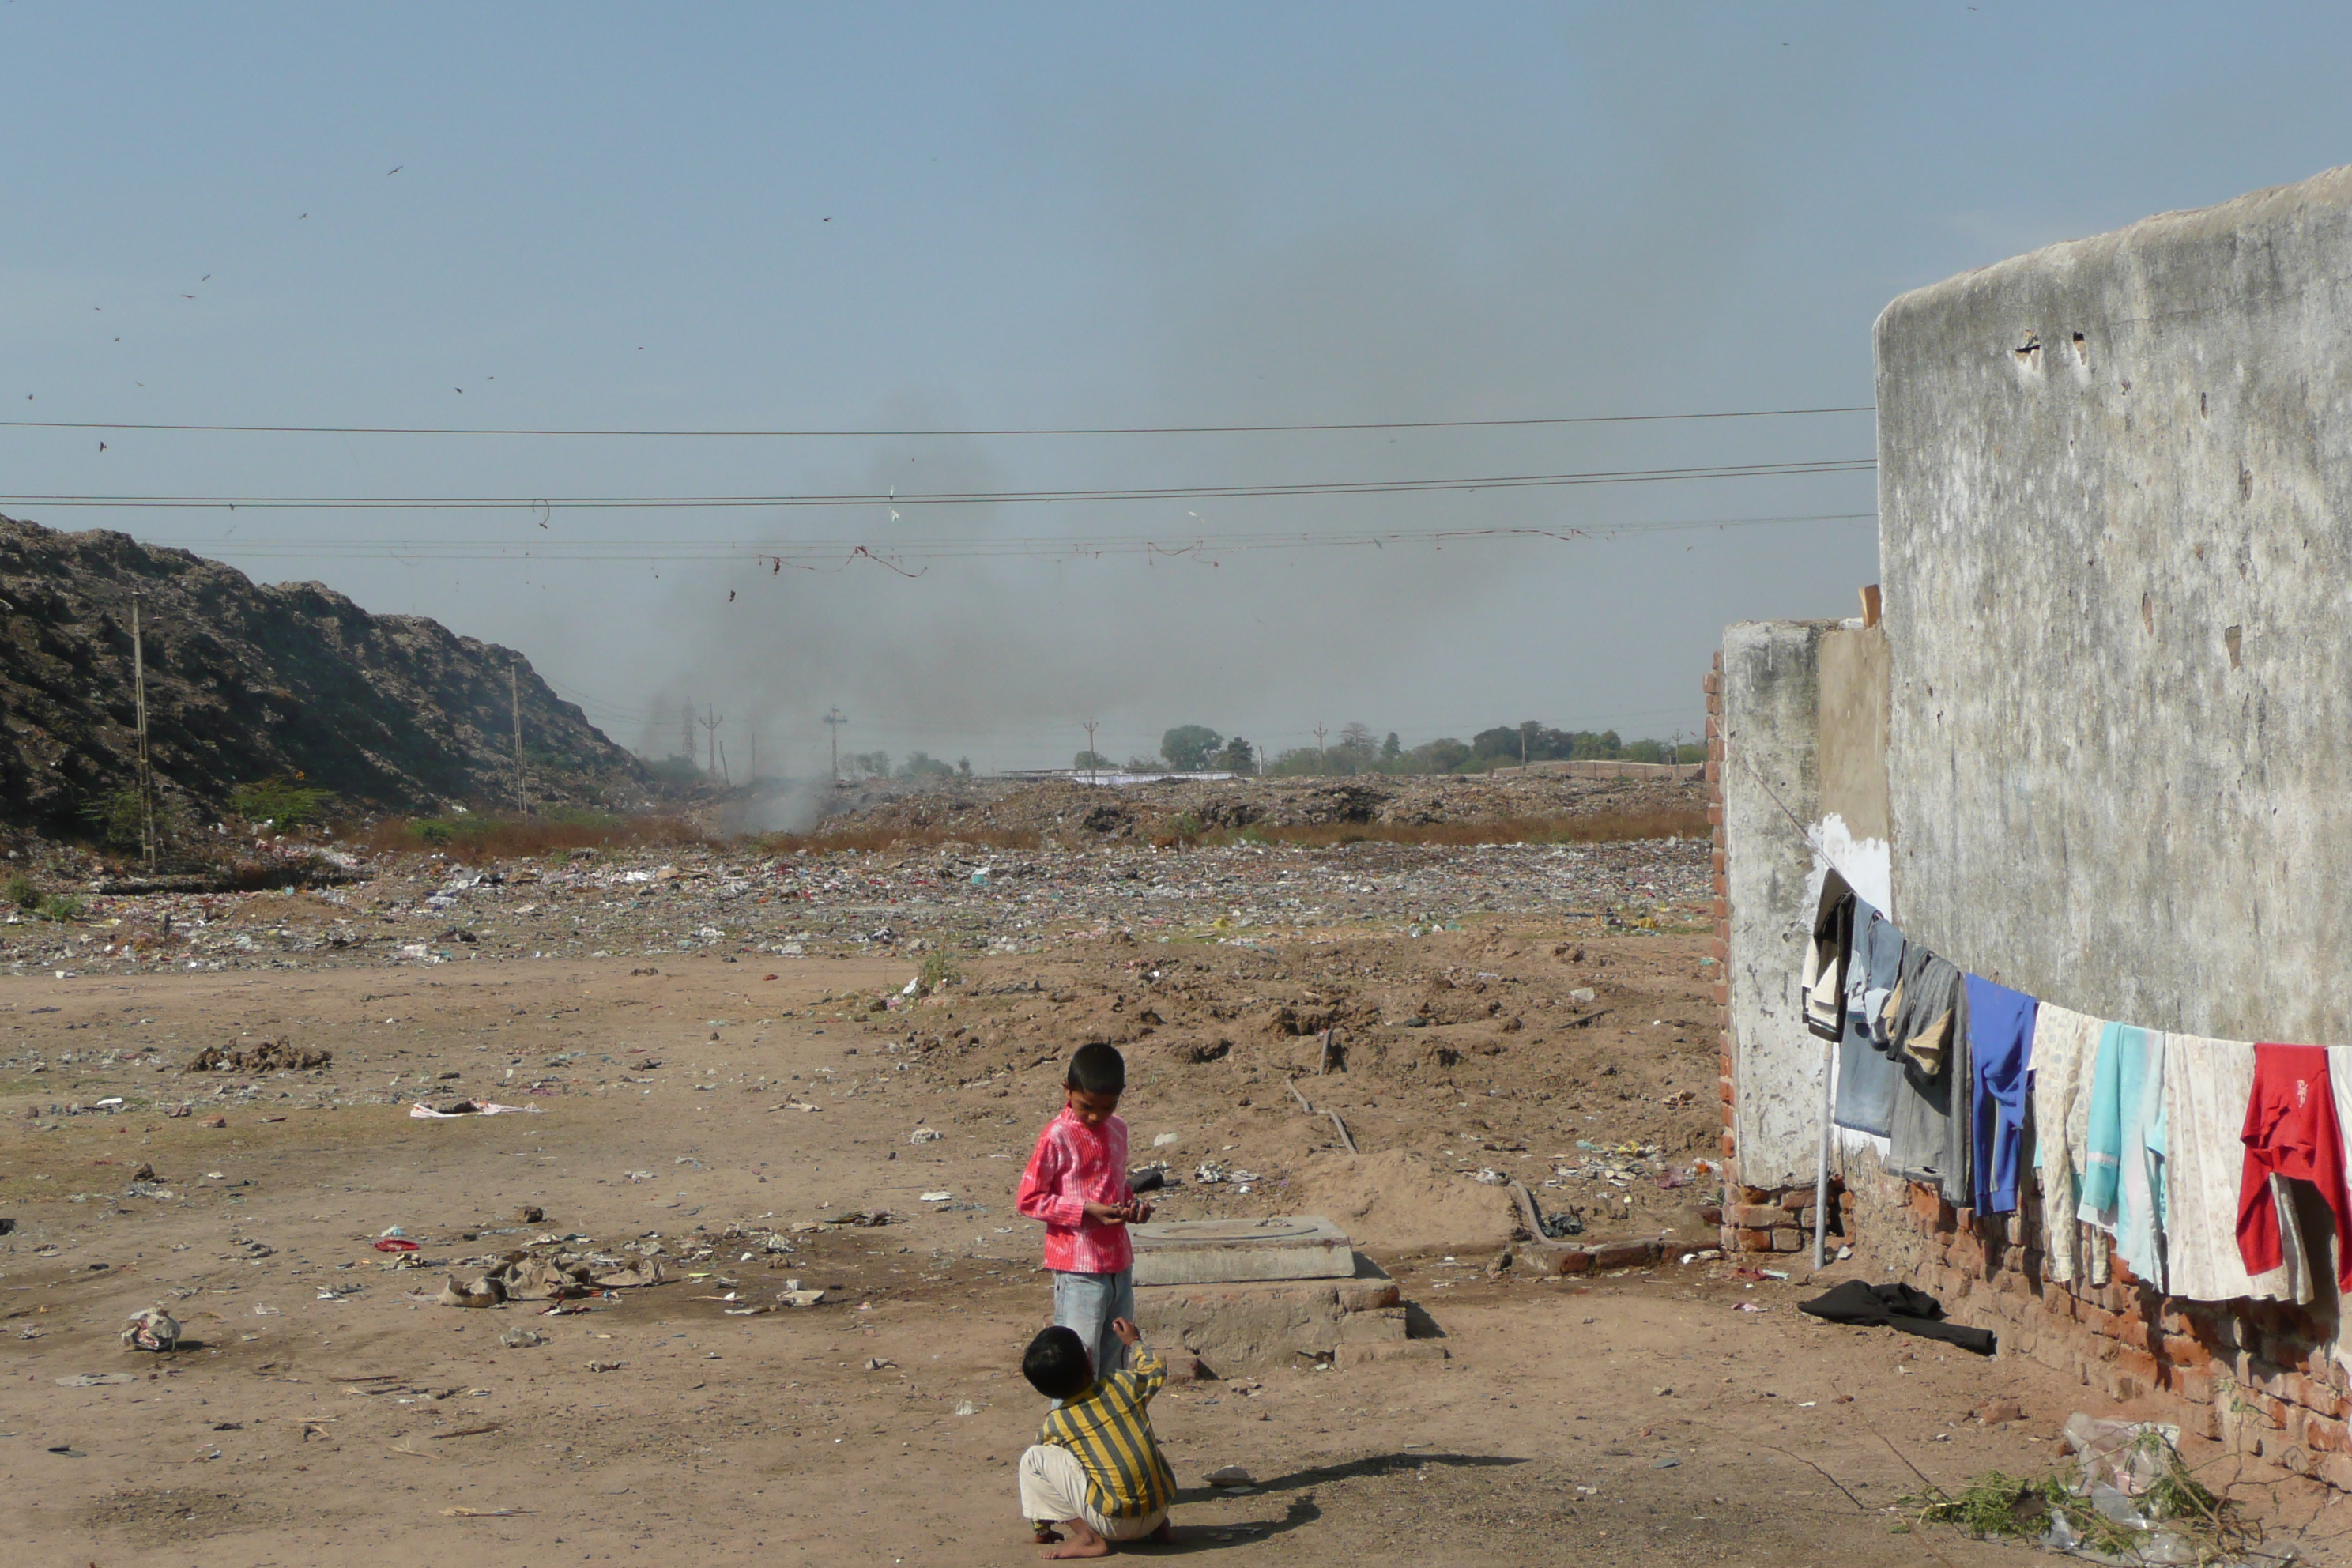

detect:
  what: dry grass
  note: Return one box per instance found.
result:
[751,824,1045,856]
[1207,808,1708,850]
[351,813,710,862]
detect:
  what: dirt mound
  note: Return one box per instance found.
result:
[186,1038,332,1072]
[1296,1148,1517,1257]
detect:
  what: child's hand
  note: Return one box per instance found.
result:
[1081,1200,1130,1225]
[1129,1198,1155,1224]
[1110,1317,1141,1347]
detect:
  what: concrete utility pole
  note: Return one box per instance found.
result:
[699,705,724,779]
[1314,723,1328,771]
[747,722,758,785]
[510,662,526,814]
[1521,725,1529,772]
[1083,718,1099,784]
[130,593,155,865]
[824,707,849,781]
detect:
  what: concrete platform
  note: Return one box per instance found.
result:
[1130,1215,1355,1287]
[1135,1252,1446,1371]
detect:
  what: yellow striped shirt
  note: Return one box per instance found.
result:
[1036,1346,1176,1519]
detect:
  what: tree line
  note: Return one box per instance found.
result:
[1079,721,1696,778]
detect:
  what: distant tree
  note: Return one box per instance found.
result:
[850,750,891,779]
[1264,746,1324,777]
[1470,726,1519,762]
[1408,737,1472,773]
[1381,732,1402,764]
[1338,721,1373,754]
[1125,754,1165,773]
[897,751,954,778]
[1073,748,1112,772]
[1217,736,1256,773]
[957,757,974,776]
[1623,737,1666,763]
[1160,725,1224,772]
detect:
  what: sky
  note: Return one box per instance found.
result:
[4,4,2350,780]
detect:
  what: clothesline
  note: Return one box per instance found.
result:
[1804,870,2352,1309]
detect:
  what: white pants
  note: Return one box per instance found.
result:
[1018,1444,1167,1540]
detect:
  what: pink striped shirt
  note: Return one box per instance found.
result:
[1016,1106,1133,1275]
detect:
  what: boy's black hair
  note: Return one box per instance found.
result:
[1066,1042,1125,1096]
[1022,1325,1094,1400]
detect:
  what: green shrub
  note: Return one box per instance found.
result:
[4,872,39,910]
[918,949,963,993]
[39,893,84,922]
[230,777,340,829]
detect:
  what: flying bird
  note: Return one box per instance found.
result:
[97,442,106,452]
[728,590,736,601]
[201,275,209,281]
[181,294,194,299]
[388,166,402,175]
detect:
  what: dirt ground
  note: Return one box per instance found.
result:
[3,868,2349,1564]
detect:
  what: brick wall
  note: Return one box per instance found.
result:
[1845,1153,2352,1485]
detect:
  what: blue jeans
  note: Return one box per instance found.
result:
[1051,1268,1134,1385]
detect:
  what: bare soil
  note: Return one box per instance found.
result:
[1,858,2344,1565]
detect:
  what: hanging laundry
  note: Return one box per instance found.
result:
[2076,1023,2166,1291]
[2028,1003,2101,1284]
[1966,976,2037,1215]
[1886,944,1971,1204]
[1800,871,1854,1043]
[1832,899,1906,1137]
[2240,1044,2352,1291]
[2167,1035,2312,1303]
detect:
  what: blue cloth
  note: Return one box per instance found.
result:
[1833,902,1908,1136]
[1966,976,2039,1214]
[2075,1023,2168,1289]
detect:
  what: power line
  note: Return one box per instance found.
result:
[0,455,1874,513]
[0,404,1874,440]
[130,511,1876,564]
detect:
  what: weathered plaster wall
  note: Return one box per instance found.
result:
[1720,620,1835,1188]
[1878,164,2352,1038]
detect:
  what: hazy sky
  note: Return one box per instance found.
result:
[5,5,2349,774]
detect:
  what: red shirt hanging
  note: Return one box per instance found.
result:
[2239,1043,2352,1289]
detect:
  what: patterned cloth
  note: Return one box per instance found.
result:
[1035,1345,1176,1520]
[1016,1106,1134,1275]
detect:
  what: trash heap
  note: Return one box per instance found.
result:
[1913,1415,2262,1565]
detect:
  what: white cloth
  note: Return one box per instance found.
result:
[2165,1035,2310,1303]
[1018,1445,1167,1541]
[2030,1004,2101,1284]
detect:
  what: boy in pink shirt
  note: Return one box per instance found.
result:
[1016,1043,1152,1382]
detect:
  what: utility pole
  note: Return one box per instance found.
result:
[1082,718,1099,784]
[747,722,757,785]
[699,704,724,779]
[824,707,848,782]
[1521,724,1529,773]
[130,593,154,865]
[680,699,696,763]
[510,662,526,815]
[716,738,732,787]
[1314,723,1328,773]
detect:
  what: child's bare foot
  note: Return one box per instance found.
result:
[1042,1517,1110,1559]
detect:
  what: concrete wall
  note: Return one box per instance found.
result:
[1719,620,1835,1188]
[1878,164,2352,1038]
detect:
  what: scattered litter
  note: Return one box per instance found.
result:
[1204,1465,1253,1486]
[47,1446,85,1456]
[189,1038,331,1072]
[909,1127,941,1144]
[442,1507,533,1518]
[780,1289,827,1308]
[119,1306,181,1352]
[55,1372,137,1387]
[585,1360,623,1373]
[430,1423,501,1439]
[919,1191,954,1202]
[1651,1457,1680,1470]
[374,1238,420,1253]
[954,1400,983,1416]
[1153,1132,1180,1147]
[864,1357,896,1371]
[499,1326,545,1348]
[408,1101,542,1118]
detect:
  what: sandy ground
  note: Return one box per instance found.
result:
[3,884,2349,1564]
